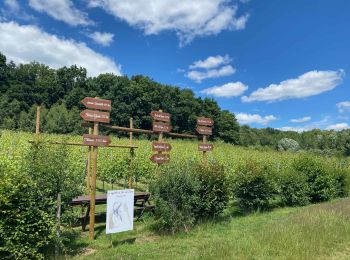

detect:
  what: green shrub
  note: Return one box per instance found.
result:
[150,165,200,234]
[232,160,276,212]
[0,166,54,259]
[332,168,350,198]
[277,138,300,152]
[293,156,337,203]
[280,170,310,206]
[193,163,229,219]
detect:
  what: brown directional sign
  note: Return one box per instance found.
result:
[153,122,172,133]
[196,126,212,135]
[83,134,111,147]
[150,111,171,122]
[80,109,110,123]
[198,143,214,152]
[152,142,172,152]
[197,117,214,126]
[81,97,112,111]
[150,153,170,164]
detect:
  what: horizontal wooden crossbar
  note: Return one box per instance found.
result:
[28,140,138,149]
[81,122,198,139]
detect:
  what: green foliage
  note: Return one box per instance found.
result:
[277,138,300,152]
[332,168,350,198]
[0,162,54,259]
[232,160,277,212]
[279,170,310,206]
[150,165,200,234]
[292,155,337,203]
[25,139,84,215]
[193,163,229,218]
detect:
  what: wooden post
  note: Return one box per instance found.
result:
[89,122,99,240]
[203,135,208,166]
[36,106,41,135]
[86,127,92,193]
[128,118,134,189]
[156,110,163,175]
[55,193,61,258]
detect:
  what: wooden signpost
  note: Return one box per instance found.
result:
[80,97,111,240]
[150,110,171,168]
[197,117,214,126]
[150,111,171,122]
[152,142,172,152]
[150,154,170,164]
[153,122,172,133]
[198,143,214,152]
[80,97,112,111]
[196,126,213,136]
[196,117,214,165]
[83,134,111,147]
[80,109,110,123]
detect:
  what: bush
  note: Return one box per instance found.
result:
[150,165,200,234]
[0,165,54,259]
[232,160,276,212]
[332,168,350,198]
[193,163,229,219]
[280,170,310,206]
[292,156,337,203]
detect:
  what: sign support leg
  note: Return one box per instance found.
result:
[128,118,134,189]
[203,135,208,166]
[89,122,99,240]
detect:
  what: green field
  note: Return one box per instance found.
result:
[1,130,350,259]
[67,198,350,260]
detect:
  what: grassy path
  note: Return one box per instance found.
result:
[68,198,350,259]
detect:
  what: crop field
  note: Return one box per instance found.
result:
[1,130,348,188]
[1,129,350,259]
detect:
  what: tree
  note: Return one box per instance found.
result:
[277,138,300,152]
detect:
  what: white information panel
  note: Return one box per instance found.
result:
[106,189,134,234]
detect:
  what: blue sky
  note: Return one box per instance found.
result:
[0,0,349,131]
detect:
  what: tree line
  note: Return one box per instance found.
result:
[0,52,349,155]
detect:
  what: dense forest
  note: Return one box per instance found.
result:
[0,52,349,156]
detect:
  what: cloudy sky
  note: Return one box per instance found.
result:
[0,0,349,131]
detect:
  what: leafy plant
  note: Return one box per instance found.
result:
[193,163,229,218]
[232,160,277,212]
[150,164,200,234]
[280,170,310,206]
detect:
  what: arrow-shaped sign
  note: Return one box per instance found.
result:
[150,111,171,122]
[80,97,112,111]
[196,126,212,135]
[83,134,111,147]
[80,109,110,123]
[197,117,214,126]
[153,122,172,133]
[152,142,172,152]
[150,153,170,164]
[198,143,214,151]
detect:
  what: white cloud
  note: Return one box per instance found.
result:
[279,116,332,132]
[189,54,231,69]
[242,70,345,103]
[28,0,91,26]
[4,0,19,12]
[278,126,312,132]
[87,0,249,46]
[0,22,121,77]
[186,65,235,83]
[289,116,311,123]
[326,123,349,131]
[88,32,114,46]
[336,101,350,113]
[236,113,277,125]
[201,81,247,97]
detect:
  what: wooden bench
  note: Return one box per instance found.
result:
[70,192,154,231]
